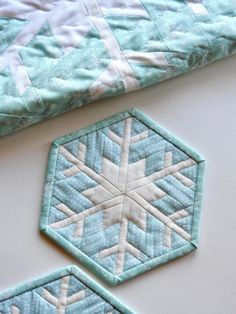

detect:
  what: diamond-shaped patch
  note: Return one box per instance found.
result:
[40,109,205,285]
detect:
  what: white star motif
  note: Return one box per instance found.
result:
[50,117,195,275]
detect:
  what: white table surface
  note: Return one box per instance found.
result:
[0,55,236,314]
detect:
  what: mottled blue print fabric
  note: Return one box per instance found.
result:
[0,0,236,136]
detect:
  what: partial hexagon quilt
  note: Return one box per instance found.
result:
[0,265,133,313]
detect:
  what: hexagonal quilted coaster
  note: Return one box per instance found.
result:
[40,109,205,285]
[0,265,133,313]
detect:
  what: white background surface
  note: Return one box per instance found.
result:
[0,55,236,314]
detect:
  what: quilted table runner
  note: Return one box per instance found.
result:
[0,265,134,313]
[1,0,236,136]
[40,109,205,285]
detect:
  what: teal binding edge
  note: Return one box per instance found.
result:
[40,108,206,286]
[0,265,134,314]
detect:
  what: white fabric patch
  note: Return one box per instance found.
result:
[82,184,115,204]
[98,0,149,18]
[130,130,149,143]
[89,61,120,99]
[134,182,166,202]
[163,151,172,168]
[127,159,146,183]
[63,165,79,177]
[123,51,169,66]
[42,276,86,314]
[0,0,53,19]
[11,306,20,314]
[66,290,86,305]
[188,2,209,15]
[117,117,132,190]
[9,54,31,95]
[56,203,76,218]
[108,129,123,146]
[77,142,87,163]
[173,172,193,188]
[53,20,92,53]
[101,157,120,186]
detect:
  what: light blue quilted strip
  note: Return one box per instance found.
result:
[40,109,205,285]
[0,0,236,136]
[0,265,134,314]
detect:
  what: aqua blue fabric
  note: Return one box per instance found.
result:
[40,109,205,285]
[0,0,236,136]
[0,265,134,313]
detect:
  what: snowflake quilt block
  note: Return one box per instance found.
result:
[1,0,236,136]
[40,109,205,285]
[0,265,134,314]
